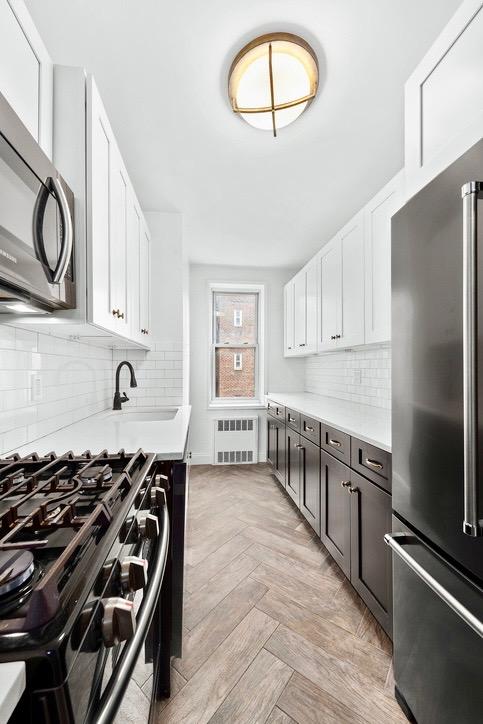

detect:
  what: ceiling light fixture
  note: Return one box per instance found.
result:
[228,32,318,137]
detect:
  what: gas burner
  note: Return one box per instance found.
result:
[79,465,113,486]
[0,549,35,596]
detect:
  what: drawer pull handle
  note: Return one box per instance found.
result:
[288,416,296,423]
[340,481,351,488]
[305,425,314,432]
[365,458,383,470]
[294,443,304,449]
[329,439,341,448]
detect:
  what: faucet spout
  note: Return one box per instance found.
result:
[113,361,137,410]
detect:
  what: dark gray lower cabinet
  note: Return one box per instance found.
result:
[300,438,321,535]
[285,429,301,505]
[267,416,286,487]
[320,450,351,577]
[350,470,392,635]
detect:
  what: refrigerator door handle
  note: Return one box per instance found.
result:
[385,533,483,638]
[462,181,483,537]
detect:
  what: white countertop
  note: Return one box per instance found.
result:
[267,392,391,452]
[0,662,25,724]
[12,406,191,460]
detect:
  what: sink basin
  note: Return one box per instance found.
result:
[104,408,178,422]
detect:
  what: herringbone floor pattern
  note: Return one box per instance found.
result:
[127,463,406,723]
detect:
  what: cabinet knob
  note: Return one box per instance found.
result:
[349,486,359,494]
[112,308,120,317]
[119,311,125,320]
[299,343,306,347]
[335,334,341,339]
[340,480,351,488]
[101,597,136,648]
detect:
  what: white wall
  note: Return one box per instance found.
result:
[0,326,112,455]
[189,263,304,465]
[305,345,391,409]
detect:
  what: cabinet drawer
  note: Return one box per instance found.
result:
[300,415,320,445]
[351,438,391,492]
[286,408,301,432]
[267,399,284,420]
[321,425,351,464]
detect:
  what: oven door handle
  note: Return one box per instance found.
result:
[89,502,170,724]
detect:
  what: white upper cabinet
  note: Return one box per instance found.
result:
[364,170,405,345]
[405,0,483,196]
[294,271,307,350]
[339,212,365,348]
[318,237,340,351]
[305,258,317,354]
[284,259,317,357]
[43,66,151,348]
[139,222,151,339]
[317,212,365,352]
[0,0,53,157]
[284,281,295,355]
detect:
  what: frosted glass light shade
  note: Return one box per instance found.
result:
[228,33,318,135]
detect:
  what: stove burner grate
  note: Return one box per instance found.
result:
[0,550,35,596]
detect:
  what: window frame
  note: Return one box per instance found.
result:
[208,282,265,408]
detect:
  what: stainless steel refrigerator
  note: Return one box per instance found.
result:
[390,139,483,724]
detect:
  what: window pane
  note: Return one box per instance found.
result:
[216,347,255,398]
[214,293,257,344]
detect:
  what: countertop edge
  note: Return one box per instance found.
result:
[266,393,391,453]
[0,661,25,723]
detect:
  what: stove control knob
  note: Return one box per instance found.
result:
[120,556,148,593]
[119,515,139,544]
[139,513,159,541]
[101,597,136,648]
[151,486,166,508]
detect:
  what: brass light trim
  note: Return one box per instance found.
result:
[228,32,319,137]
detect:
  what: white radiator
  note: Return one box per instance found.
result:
[213,417,258,464]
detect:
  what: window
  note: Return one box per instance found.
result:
[210,284,264,405]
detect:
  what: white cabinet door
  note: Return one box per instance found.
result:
[305,258,318,354]
[339,212,365,348]
[127,191,142,343]
[110,146,129,334]
[139,222,151,339]
[364,171,404,344]
[0,0,53,157]
[318,237,340,351]
[294,271,307,351]
[88,78,115,332]
[284,281,295,356]
[405,0,483,196]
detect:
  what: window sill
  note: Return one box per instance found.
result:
[208,401,266,410]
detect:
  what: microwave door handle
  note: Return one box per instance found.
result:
[51,176,73,284]
[88,502,170,724]
[462,181,483,537]
[32,181,53,279]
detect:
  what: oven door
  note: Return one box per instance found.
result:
[0,92,75,312]
[81,499,170,724]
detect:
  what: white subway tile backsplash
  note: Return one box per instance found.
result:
[0,326,113,455]
[305,346,391,410]
[114,341,184,408]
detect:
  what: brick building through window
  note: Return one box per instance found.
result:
[212,290,259,400]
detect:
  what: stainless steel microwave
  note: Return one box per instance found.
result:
[0,91,75,314]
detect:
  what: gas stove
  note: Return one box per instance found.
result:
[0,448,173,724]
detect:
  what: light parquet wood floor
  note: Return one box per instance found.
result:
[130,463,405,724]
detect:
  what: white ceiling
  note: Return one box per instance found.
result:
[26,0,461,267]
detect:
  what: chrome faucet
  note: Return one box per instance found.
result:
[113,361,137,410]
